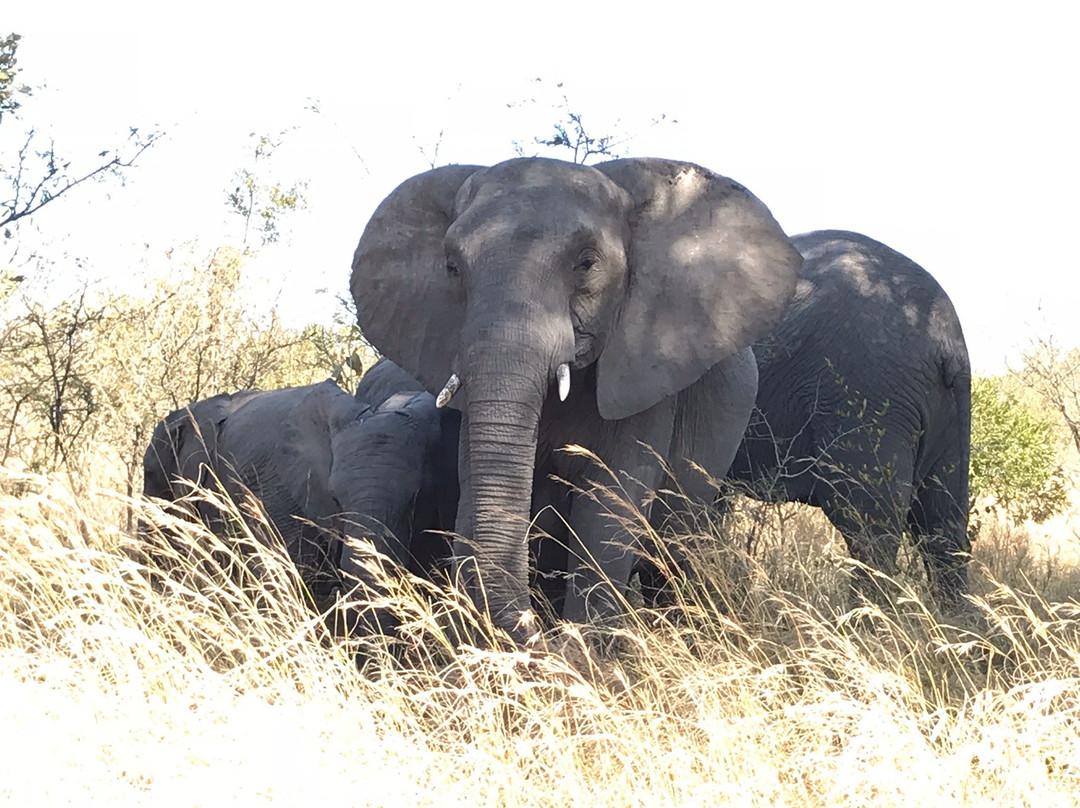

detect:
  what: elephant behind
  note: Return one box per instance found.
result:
[355,354,427,405]
[727,230,971,606]
[142,379,456,628]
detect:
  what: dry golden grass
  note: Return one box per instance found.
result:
[2,468,1080,806]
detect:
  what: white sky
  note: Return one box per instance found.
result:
[5,1,1078,373]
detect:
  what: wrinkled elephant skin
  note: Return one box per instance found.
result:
[728,230,972,607]
[350,157,802,639]
[142,379,456,632]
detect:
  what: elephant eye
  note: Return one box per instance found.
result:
[575,254,599,273]
[445,259,459,278]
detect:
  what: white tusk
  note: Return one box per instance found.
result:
[557,363,570,402]
[435,373,460,408]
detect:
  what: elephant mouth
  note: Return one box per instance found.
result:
[572,327,599,366]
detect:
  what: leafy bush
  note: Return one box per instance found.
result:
[970,375,1068,524]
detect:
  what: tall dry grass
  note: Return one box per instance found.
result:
[2,467,1079,806]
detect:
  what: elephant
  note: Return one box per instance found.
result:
[353,357,462,577]
[350,156,802,640]
[358,355,609,624]
[725,229,971,607]
[355,353,428,406]
[142,378,457,631]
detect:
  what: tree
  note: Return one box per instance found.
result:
[511,79,674,165]
[0,243,373,522]
[1,32,162,234]
[1016,336,1080,458]
[969,375,1068,525]
[0,33,30,123]
[0,285,105,473]
[226,132,307,248]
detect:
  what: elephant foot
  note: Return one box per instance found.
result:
[544,625,630,694]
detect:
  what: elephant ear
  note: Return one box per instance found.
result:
[176,394,235,488]
[350,165,482,395]
[167,411,205,488]
[594,158,802,420]
[281,384,341,521]
[143,412,187,499]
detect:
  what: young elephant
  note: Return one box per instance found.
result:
[354,357,462,577]
[727,230,971,607]
[142,379,455,628]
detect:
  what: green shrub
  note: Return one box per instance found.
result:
[970,375,1068,524]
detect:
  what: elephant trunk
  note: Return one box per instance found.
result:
[456,325,557,642]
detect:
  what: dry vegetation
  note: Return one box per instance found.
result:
[0,246,372,496]
[1,462,1079,806]
[2,252,1080,805]
[5,42,1070,804]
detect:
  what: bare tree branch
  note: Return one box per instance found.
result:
[511,80,676,165]
[2,128,163,229]
[1015,335,1080,458]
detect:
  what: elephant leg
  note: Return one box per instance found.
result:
[531,530,570,624]
[290,521,344,613]
[563,405,673,626]
[844,527,902,606]
[563,491,644,625]
[637,482,710,610]
[407,484,454,581]
[409,527,453,581]
[635,546,681,609]
[818,450,914,607]
[529,473,571,623]
[907,455,971,610]
[640,348,758,608]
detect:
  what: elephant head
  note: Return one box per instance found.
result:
[144,400,221,501]
[351,157,800,636]
[142,391,255,530]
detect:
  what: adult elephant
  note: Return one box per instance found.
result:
[350,156,801,639]
[142,379,454,629]
[726,230,971,607]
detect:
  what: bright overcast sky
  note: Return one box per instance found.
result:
[6,2,1078,373]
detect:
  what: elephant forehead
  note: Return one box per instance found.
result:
[483,156,619,187]
[460,159,629,213]
[449,202,626,259]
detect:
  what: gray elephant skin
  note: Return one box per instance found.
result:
[727,230,971,606]
[353,357,462,575]
[142,378,456,629]
[350,156,802,639]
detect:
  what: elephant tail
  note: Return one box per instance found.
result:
[931,292,970,392]
[940,349,968,391]
[930,317,971,457]
[948,350,971,433]
[938,343,972,497]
